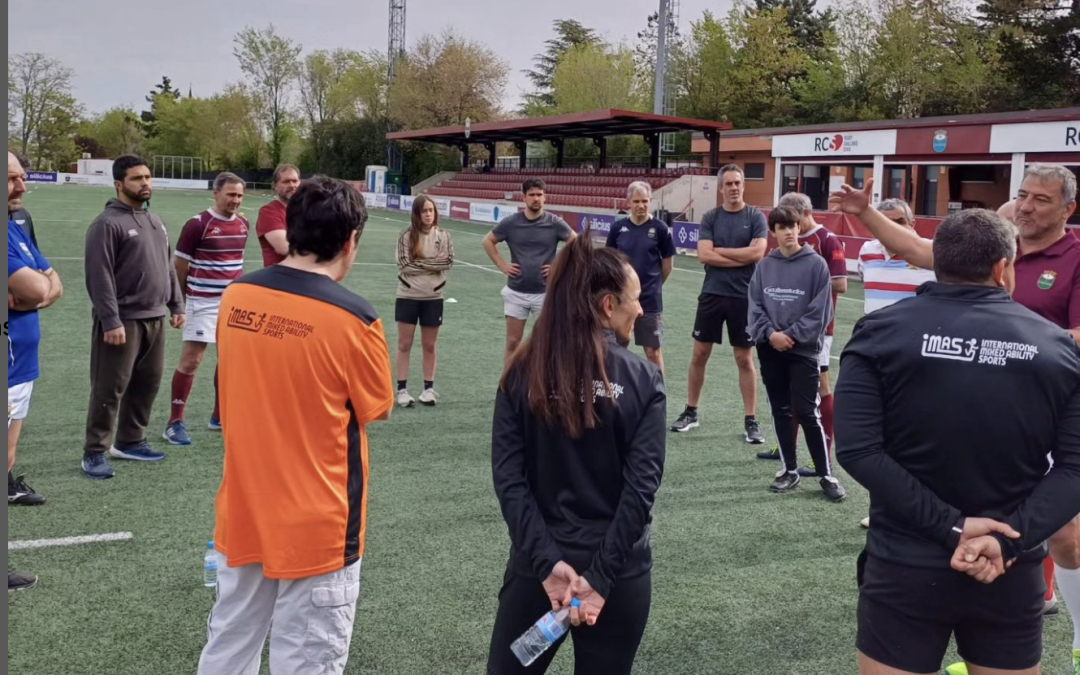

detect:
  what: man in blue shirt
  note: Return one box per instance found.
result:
[606,181,676,374]
[7,151,62,591]
[8,151,62,507]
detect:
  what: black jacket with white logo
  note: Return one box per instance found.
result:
[492,331,666,598]
[836,282,1080,568]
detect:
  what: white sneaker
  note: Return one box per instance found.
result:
[396,389,415,408]
[418,388,439,406]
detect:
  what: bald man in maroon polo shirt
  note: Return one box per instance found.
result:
[831,163,1080,672]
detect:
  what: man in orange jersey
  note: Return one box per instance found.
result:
[198,176,393,675]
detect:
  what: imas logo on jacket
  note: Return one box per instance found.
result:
[921,334,1039,367]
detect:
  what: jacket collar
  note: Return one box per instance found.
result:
[916,281,1011,303]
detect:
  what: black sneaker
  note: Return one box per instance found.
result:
[821,477,847,502]
[82,452,116,480]
[756,445,781,460]
[744,418,764,444]
[8,474,45,506]
[8,569,38,592]
[770,471,800,493]
[670,409,699,433]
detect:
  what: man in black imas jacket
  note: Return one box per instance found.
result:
[835,209,1080,675]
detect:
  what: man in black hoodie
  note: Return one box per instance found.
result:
[748,206,846,501]
[81,155,185,479]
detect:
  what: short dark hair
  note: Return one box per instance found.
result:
[14,153,30,171]
[273,163,300,185]
[932,209,1017,285]
[286,176,368,263]
[768,205,800,232]
[113,155,149,182]
[213,172,245,191]
[521,178,546,194]
[718,164,744,180]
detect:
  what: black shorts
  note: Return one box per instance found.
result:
[692,294,751,348]
[634,312,664,349]
[857,553,1044,673]
[395,298,444,327]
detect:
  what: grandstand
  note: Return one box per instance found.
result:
[389,109,731,212]
[426,166,714,211]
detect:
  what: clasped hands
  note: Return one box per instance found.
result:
[950,517,1021,585]
[542,561,607,628]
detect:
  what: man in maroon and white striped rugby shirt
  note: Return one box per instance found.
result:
[164,172,250,445]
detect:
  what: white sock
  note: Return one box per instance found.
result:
[1055,564,1080,650]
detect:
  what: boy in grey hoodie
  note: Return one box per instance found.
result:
[748,206,846,501]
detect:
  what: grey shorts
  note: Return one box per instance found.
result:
[634,313,664,350]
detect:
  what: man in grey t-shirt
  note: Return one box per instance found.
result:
[483,178,575,366]
[671,165,768,446]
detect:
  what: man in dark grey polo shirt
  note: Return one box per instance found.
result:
[483,178,575,367]
[671,165,768,445]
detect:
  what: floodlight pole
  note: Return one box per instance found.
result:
[653,0,669,117]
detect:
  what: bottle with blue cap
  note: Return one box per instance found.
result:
[203,540,218,588]
[510,597,581,666]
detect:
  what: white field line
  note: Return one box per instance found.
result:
[9,531,134,551]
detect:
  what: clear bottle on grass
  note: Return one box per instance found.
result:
[510,598,581,667]
[203,540,218,588]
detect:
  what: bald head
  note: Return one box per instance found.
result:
[8,152,27,202]
[997,200,1016,223]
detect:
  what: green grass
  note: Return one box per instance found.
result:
[8,184,1076,674]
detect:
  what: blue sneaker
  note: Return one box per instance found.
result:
[81,452,116,480]
[162,421,193,446]
[208,416,222,431]
[108,441,166,462]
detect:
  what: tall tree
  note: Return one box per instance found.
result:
[523,20,603,112]
[675,11,736,122]
[8,53,76,157]
[31,92,81,170]
[552,44,647,113]
[754,0,835,56]
[233,24,302,166]
[80,107,146,158]
[298,49,357,129]
[140,76,181,136]
[724,5,810,128]
[388,31,508,130]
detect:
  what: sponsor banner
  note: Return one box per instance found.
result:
[990,120,1080,153]
[432,197,451,217]
[387,194,401,210]
[374,193,387,209]
[401,195,415,212]
[450,200,471,220]
[576,213,616,238]
[61,174,92,185]
[361,191,376,206]
[672,221,701,250]
[152,177,210,190]
[26,171,57,183]
[469,202,506,223]
[772,129,897,157]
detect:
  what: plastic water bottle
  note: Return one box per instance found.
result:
[510,598,580,667]
[203,541,218,588]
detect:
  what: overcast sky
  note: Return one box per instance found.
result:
[9,0,734,117]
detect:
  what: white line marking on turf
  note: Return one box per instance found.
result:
[9,531,134,551]
[455,259,502,274]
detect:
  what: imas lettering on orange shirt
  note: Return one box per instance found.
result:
[260,315,315,341]
[226,307,267,333]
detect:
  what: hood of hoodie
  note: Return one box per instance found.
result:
[766,243,817,263]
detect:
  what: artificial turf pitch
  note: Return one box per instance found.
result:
[7,184,1075,674]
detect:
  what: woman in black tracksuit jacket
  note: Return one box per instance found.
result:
[487,234,667,674]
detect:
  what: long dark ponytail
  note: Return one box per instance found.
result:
[409,195,438,260]
[502,233,631,439]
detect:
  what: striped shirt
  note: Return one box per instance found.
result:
[857,239,936,315]
[175,209,250,299]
